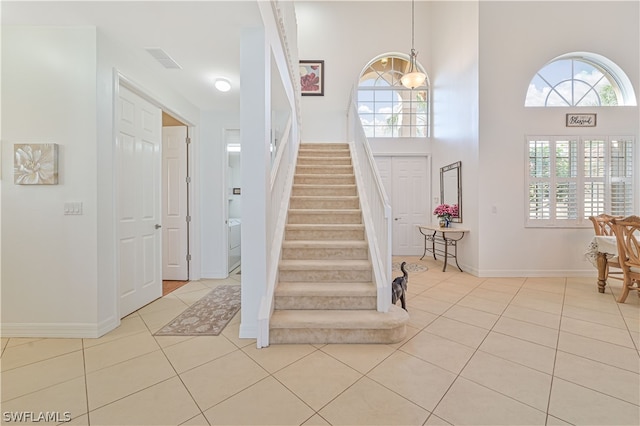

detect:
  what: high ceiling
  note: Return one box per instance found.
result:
[2,1,263,112]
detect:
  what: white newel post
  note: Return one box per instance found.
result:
[239,26,271,338]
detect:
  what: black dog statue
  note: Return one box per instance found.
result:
[392,261,408,311]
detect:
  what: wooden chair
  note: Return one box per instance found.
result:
[611,215,640,303]
[589,214,624,283]
[589,214,623,237]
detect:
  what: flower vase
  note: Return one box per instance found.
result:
[445,217,451,228]
[439,218,446,228]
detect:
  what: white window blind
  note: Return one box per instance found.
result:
[526,136,634,227]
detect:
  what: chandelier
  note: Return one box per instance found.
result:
[400,0,426,89]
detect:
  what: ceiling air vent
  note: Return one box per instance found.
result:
[145,48,182,69]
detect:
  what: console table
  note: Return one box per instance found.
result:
[418,224,469,272]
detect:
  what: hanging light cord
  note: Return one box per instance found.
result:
[411,0,416,52]
[409,0,417,71]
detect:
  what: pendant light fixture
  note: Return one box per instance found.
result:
[400,0,426,89]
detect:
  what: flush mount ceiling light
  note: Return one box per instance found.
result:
[400,0,426,89]
[214,78,232,92]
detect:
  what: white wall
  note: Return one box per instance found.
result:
[2,27,99,336]
[297,1,639,277]
[199,111,239,279]
[477,1,639,276]
[1,25,203,337]
[296,1,431,143]
[429,1,479,272]
[95,29,201,332]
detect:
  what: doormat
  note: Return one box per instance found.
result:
[154,285,241,336]
[392,262,428,273]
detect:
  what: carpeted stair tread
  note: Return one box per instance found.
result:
[290,195,359,200]
[276,281,376,297]
[293,174,355,180]
[292,184,357,196]
[288,208,361,214]
[282,240,367,249]
[285,224,365,230]
[270,141,409,344]
[279,259,371,270]
[296,165,354,174]
[284,224,366,240]
[297,156,352,165]
[270,306,409,329]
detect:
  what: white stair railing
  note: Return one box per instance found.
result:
[347,89,392,312]
[256,0,301,348]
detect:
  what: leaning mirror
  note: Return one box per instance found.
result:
[440,161,462,223]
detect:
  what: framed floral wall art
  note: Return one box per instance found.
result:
[300,60,324,96]
[14,143,59,184]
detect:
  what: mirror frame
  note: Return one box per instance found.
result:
[440,161,462,223]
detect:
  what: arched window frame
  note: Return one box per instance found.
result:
[357,53,430,138]
[525,52,637,107]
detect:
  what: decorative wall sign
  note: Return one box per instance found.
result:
[300,60,324,96]
[566,113,597,127]
[14,143,59,184]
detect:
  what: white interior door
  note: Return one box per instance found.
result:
[162,126,188,280]
[375,156,430,255]
[117,86,163,317]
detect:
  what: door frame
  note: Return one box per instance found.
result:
[375,153,431,256]
[113,72,200,317]
[221,128,241,276]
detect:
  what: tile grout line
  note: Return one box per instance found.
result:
[543,276,568,426]
[423,275,556,424]
[81,338,91,425]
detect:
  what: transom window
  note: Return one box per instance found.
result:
[357,55,429,138]
[525,54,637,107]
[526,136,634,227]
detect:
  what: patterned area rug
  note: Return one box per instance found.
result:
[154,285,241,336]
[392,262,428,273]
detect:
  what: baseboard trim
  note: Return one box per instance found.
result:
[239,322,257,339]
[1,322,108,338]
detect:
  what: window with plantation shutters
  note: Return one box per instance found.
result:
[526,136,634,227]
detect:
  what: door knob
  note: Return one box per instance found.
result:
[394,218,401,221]
[155,224,162,229]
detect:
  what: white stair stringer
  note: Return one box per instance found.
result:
[270,142,408,344]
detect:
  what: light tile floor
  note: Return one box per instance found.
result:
[2,257,639,425]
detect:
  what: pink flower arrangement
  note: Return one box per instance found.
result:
[433,204,459,219]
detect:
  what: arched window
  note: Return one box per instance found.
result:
[525,53,637,107]
[357,54,429,138]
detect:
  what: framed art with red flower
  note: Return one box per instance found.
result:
[300,60,324,96]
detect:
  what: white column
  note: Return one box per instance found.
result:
[239,27,270,338]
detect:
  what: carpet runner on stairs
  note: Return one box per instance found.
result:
[270,142,408,344]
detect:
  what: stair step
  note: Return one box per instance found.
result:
[279,259,371,270]
[285,224,365,241]
[297,149,350,158]
[282,240,368,260]
[292,184,357,196]
[289,196,360,210]
[287,209,362,224]
[296,165,354,175]
[269,306,409,344]
[297,156,352,166]
[300,143,349,150]
[294,174,355,185]
[275,281,376,310]
[268,140,410,345]
[279,259,372,282]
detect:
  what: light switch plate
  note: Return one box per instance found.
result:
[64,202,83,215]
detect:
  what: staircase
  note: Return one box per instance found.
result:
[269,143,408,344]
